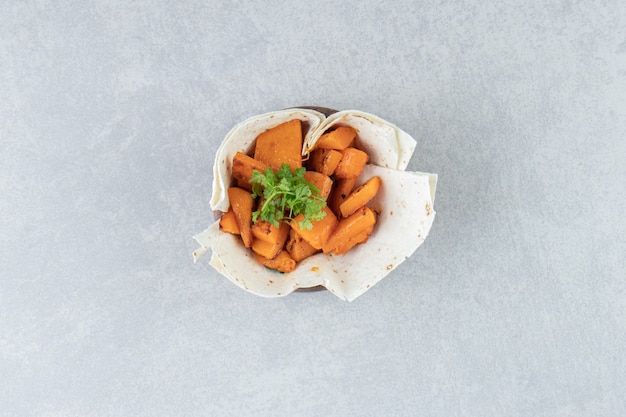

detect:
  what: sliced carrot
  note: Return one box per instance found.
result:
[339,176,382,218]
[307,148,343,176]
[232,152,269,191]
[331,225,374,255]
[290,206,338,250]
[314,126,357,150]
[251,220,290,244]
[303,171,333,199]
[285,228,319,262]
[250,219,290,259]
[334,147,369,179]
[227,187,254,248]
[328,177,357,217]
[251,238,283,260]
[322,206,377,254]
[219,209,240,235]
[255,250,296,273]
[254,119,303,171]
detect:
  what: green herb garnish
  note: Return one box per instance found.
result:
[250,164,327,230]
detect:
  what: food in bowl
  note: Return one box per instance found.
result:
[219,119,383,273]
[193,108,437,301]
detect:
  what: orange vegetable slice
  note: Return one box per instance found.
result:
[232,152,269,191]
[303,171,333,199]
[255,251,296,273]
[334,147,369,179]
[227,187,254,248]
[331,225,374,255]
[314,126,357,150]
[290,206,338,250]
[328,177,357,217]
[254,119,303,171]
[307,148,343,176]
[251,220,290,244]
[251,238,285,260]
[251,219,290,260]
[219,209,240,235]
[285,228,319,262]
[322,206,377,255]
[339,176,381,218]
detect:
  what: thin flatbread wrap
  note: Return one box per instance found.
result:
[194,108,437,301]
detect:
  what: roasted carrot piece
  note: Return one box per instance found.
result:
[219,209,240,235]
[334,147,369,179]
[232,152,269,191]
[251,238,284,260]
[303,171,333,199]
[227,187,254,248]
[331,225,374,255]
[328,177,357,217]
[339,176,382,218]
[254,119,303,171]
[251,220,290,244]
[322,206,377,254]
[285,228,319,262]
[290,206,338,250]
[314,126,357,150]
[307,148,343,176]
[255,250,296,273]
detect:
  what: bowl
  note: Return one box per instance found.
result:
[193,107,437,301]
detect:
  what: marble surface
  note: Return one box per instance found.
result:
[2,1,625,416]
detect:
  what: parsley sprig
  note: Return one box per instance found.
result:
[250,164,327,230]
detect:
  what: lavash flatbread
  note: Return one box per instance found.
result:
[194,109,436,301]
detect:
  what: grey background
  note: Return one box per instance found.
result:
[2,1,625,416]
